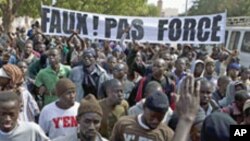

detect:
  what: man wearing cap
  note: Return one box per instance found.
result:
[53,94,108,141]
[0,64,40,122]
[39,78,79,139]
[227,62,241,81]
[69,48,110,101]
[110,91,174,141]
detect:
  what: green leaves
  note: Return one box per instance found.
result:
[15,0,160,18]
[188,0,250,16]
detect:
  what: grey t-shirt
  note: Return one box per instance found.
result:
[0,121,50,141]
[53,132,108,141]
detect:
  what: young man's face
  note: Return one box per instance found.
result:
[82,52,95,67]
[107,57,117,71]
[152,59,165,79]
[143,107,165,129]
[190,122,203,141]
[175,59,186,72]
[218,79,229,95]
[77,113,102,140]
[0,100,19,132]
[25,43,33,55]
[113,64,127,80]
[59,89,76,108]
[48,49,61,66]
[200,82,213,106]
[195,63,204,77]
[205,64,214,75]
[18,62,28,74]
[228,68,239,79]
[107,82,124,105]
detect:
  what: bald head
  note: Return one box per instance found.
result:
[104,79,122,92]
[144,81,163,98]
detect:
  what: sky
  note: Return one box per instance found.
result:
[147,0,193,14]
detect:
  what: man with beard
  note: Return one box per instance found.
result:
[0,91,49,141]
[99,79,129,138]
[110,90,174,141]
[53,94,108,141]
[39,78,79,139]
[69,48,110,101]
[35,48,71,106]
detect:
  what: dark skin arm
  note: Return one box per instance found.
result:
[172,74,201,141]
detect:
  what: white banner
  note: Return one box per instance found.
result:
[41,5,226,44]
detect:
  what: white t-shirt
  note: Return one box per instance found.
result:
[39,101,79,139]
[0,121,49,141]
[19,87,40,122]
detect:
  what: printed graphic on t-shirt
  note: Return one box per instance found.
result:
[123,133,154,141]
[52,116,77,128]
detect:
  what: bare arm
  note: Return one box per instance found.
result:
[119,26,131,51]
[172,74,201,141]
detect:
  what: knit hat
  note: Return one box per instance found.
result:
[55,78,76,96]
[201,112,236,141]
[144,91,169,113]
[78,94,103,116]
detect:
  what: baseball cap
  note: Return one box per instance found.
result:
[228,63,241,70]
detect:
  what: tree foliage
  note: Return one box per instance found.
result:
[0,0,159,32]
[16,0,160,17]
[188,0,250,17]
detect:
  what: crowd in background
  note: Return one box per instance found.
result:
[0,21,249,141]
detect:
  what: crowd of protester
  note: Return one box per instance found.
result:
[0,21,249,141]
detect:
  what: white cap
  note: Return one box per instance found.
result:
[0,68,10,78]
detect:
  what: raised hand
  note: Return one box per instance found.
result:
[176,74,200,122]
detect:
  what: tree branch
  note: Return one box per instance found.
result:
[12,0,23,14]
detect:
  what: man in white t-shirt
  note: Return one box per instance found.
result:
[0,91,49,141]
[39,78,79,139]
[53,94,108,141]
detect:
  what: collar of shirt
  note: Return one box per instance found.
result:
[137,114,150,130]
